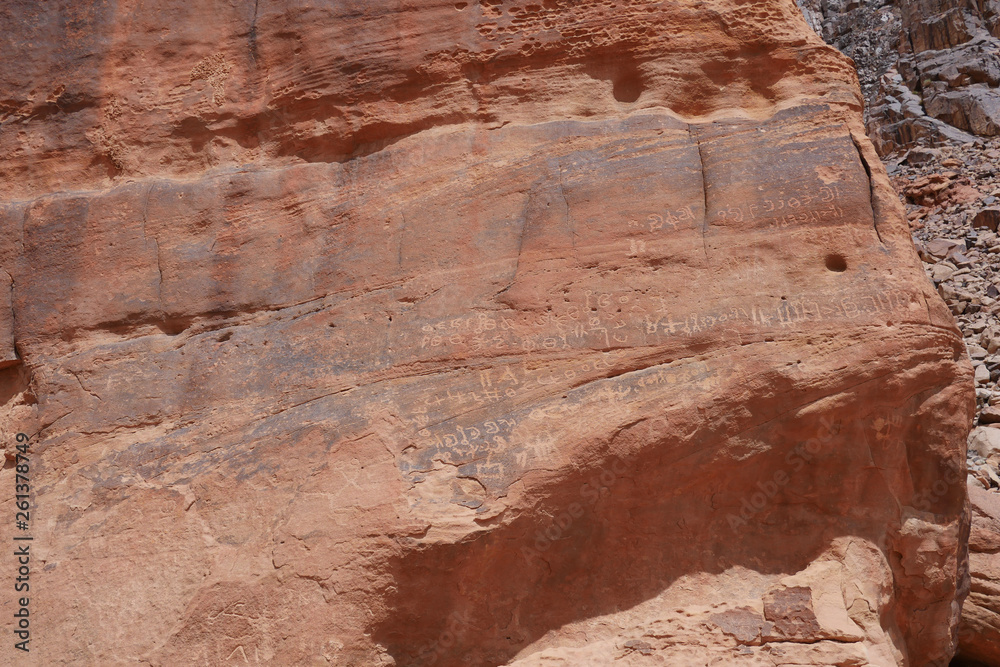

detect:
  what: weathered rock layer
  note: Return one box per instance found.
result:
[956,483,1000,666]
[0,1,975,665]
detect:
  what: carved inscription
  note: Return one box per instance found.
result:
[627,205,698,233]
[642,289,921,339]
[403,133,895,499]
[399,357,722,496]
[400,282,923,498]
[716,186,845,229]
[417,286,923,356]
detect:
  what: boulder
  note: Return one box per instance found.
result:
[925,85,1000,136]
[973,208,1000,232]
[970,426,1000,462]
[926,237,966,259]
[906,147,945,165]
[904,174,982,207]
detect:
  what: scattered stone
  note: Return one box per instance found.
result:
[968,344,989,360]
[905,147,943,165]
[623,640,654,656]
[929,263,955,282]
[925,238,964,258]
[969,427,1000,460]
[979,405,1000,422]
[949,250,973,267]
[895,133,1000,437]
[972,208,1000,232]
[970,463,1000,489]
[939,283,959,301]
[903,174,977,207]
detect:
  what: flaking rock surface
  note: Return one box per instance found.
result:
[0,1,975,665]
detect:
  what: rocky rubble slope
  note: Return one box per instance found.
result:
[0,1,977,665]
[796,0,903,113]
[798,0,1000,155]
[895,142,1000,452]
[886,139,1000,666]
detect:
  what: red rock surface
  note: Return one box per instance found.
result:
[0,1,976,665]
[956,483,1000,666]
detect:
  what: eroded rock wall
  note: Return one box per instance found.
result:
[0,1,975,665]
[956,483,1000,666]
[0,0,858,201]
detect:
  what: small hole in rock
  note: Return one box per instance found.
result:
[825,254,847,272]
[157,317,193,336]
[613,72,643,103]
[0,364,30,407]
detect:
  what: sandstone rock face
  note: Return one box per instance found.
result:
[0,1,975,666]
[956,483,1000,666]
